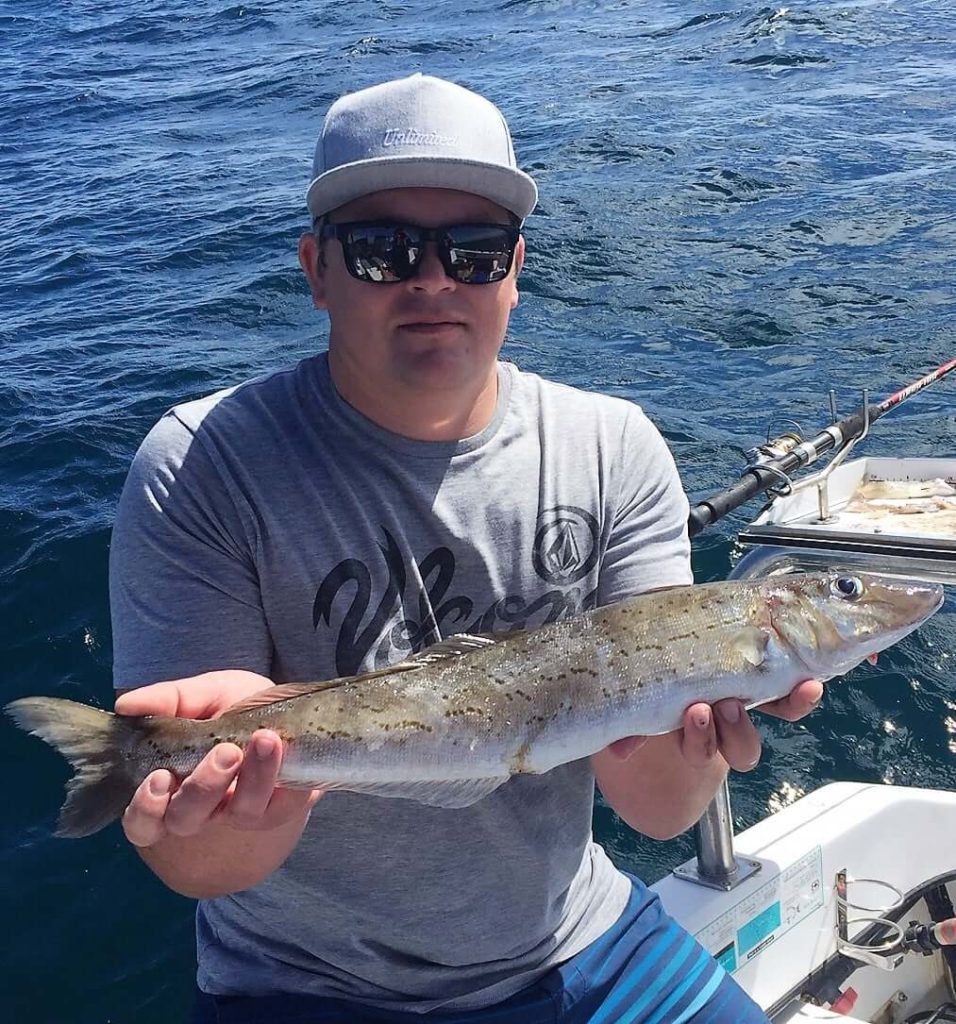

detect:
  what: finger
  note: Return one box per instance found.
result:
[256,787,324,830]
[170,671,273,720]
[123,770,178,847]
[604,735,648,761]
[760,679,825,722]
[227,731,284,829]
[713,700,762,772]
[115,672,272,721]
[115,682,183,718]
[163,744,243,837]
[680,703,718,768]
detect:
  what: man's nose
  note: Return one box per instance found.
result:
[408,242,455,293]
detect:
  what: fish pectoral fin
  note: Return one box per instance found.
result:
[732,627,770,668]
[311,776,509,808]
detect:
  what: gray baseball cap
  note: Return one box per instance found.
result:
[306,74,538,221]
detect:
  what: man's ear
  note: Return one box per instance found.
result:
[298,232,328,310]
[509,234,525,310]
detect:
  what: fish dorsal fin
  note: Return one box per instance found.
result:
[401,632,500,667]
[224,662,425,714]
[733,627,769,668]
[299,776,509,808]
[226,634,500,714]
[226,680,349,713]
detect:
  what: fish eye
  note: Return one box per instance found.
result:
[832,575,864,600]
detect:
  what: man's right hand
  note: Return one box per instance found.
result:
[114,671,321,895]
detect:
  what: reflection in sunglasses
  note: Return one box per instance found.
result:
[322,221,518,284]
[354,258,385,282]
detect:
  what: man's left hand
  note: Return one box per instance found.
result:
[605,678,825,773]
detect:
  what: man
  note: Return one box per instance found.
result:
[112,73,822,1023]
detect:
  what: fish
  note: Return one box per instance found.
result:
[5,570,943,838]
[853,478,956,502]
[841,480,956,538]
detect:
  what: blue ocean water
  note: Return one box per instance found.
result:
[1,0,954,1019]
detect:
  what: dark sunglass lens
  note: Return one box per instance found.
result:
[343,225,420,282]
[443,226,516,283]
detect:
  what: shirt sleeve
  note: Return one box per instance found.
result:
[596,406,693,606]
[109,410,272,688]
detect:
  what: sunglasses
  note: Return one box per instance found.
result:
[317,221,520,285]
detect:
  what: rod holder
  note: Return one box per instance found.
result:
[672,779,762,891]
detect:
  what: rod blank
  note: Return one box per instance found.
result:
[687,358,956,538]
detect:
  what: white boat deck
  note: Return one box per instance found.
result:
[653,782,956,1021]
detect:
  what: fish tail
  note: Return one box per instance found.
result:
[6,697,142,838]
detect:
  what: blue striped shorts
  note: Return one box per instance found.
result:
[191,875,769,1024]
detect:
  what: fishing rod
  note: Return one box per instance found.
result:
[688,357,956,538]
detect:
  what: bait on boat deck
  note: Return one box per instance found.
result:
[656,450,956,1023]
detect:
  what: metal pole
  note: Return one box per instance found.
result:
[696,779,739,881]
[672,778,761,890]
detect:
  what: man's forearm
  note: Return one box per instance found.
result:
[136,807,312,899]
[592,733,729,840]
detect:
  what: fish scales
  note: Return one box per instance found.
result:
[230,584,770,785]
[4,570,944,836]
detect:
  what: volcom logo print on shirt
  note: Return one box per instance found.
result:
[312,522,597,676]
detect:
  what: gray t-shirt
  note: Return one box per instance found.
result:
[110,353,692,1012]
